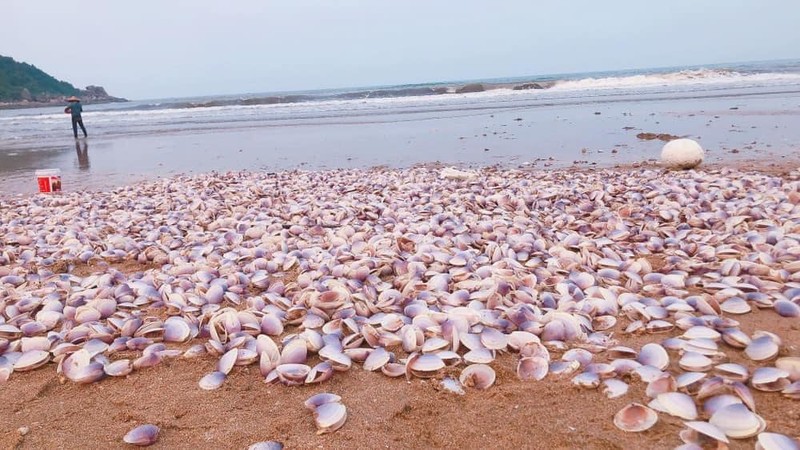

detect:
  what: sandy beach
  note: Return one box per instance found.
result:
[1,164,799,449]
[2,80,800,195]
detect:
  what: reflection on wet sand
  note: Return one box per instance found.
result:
[75,139,89,170]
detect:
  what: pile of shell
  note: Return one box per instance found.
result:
[1,166,799,444]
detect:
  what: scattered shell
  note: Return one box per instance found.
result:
[602,378,629,399]
[459,364,495,390]
[304,393,342,410]
[123,424,160,446]
[638,343,669,370]
[613,403,657,432]
[654,392,697,420]
[13,350,50,372]
[313,401,347,435]
[745,336,779,361]
[751,367,791,392]
[709,403,766,439]
[682,421,729,445]
[517,357,548,381]
[776,357,800,382]
[756,432,800,450]
[199,371,226,390]
[248,442,284,450]
[774,300,800,318]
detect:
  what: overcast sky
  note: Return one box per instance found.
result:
[3,0,799,100]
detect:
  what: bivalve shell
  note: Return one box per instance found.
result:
[613,403,657,432]
[123,424,160,446]
[683,421,729,445]
[602,378,629,399]
[709,403,766,439]
[313,401,347,435]
[459,364,495,390]
[756,432,800,450]
[751,367,791,392]
[714,363,749,382]
[654,392,698,420]
[638,343,669,370]
[199,371,226,390]
[679,352,713,372]
[775,357,800,381]
[13,350,50,372]
[774,300,800,318]
[745,336,779,361]
[517,357,548,381]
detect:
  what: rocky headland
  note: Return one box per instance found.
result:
[0,55,126,109]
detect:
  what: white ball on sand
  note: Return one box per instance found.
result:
[660,138,704,169]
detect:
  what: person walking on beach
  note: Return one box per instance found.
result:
[65,96,88,138]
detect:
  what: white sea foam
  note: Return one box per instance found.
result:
[550,69,800,91]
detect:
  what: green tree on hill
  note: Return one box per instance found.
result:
[0,55,79,101]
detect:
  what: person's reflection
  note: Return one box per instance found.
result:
[75,139,90,170]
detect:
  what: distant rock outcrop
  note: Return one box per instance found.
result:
[79,85,123,103]
[455,83,485,94]
[512,82,545,90]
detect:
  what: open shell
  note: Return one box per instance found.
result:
[638,343,669,370]
[653,392,697,420]
[745,336,779,361]
[199,371,226,390]
[517,357,548,381]
[313,402,347,435]
[709,403,766,439]
[756,432,800,450]
[13,350,50,372]
[459,364,495,390]
[613,403,657,432]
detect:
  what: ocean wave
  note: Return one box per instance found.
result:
[550,68,800,91]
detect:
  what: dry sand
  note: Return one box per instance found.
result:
[1,308,798,450]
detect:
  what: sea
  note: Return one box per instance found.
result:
[1,59,800,194]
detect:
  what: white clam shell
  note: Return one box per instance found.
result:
[123,424,160,446]
[104,359,133,377]
[459,364,495,390]
[304,393,341,410]
[602,378,629,399]
[163,317,191,343]
[775,357,800,382]
[684,421,729,444]
[613,403,657,432]
[464,348,495,365]
[745,336,779,361]
[313,401,347,435]
[218,348,238,375]
[756,432,800,450]
[654,392,697,420]
[637,343,669,370]
[517,357,548,381]
[709,403,766,439]
[198,371,226,390]
[362,347,390,371]
[13,350,50,372]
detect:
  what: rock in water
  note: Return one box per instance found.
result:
[661,138,704,169]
